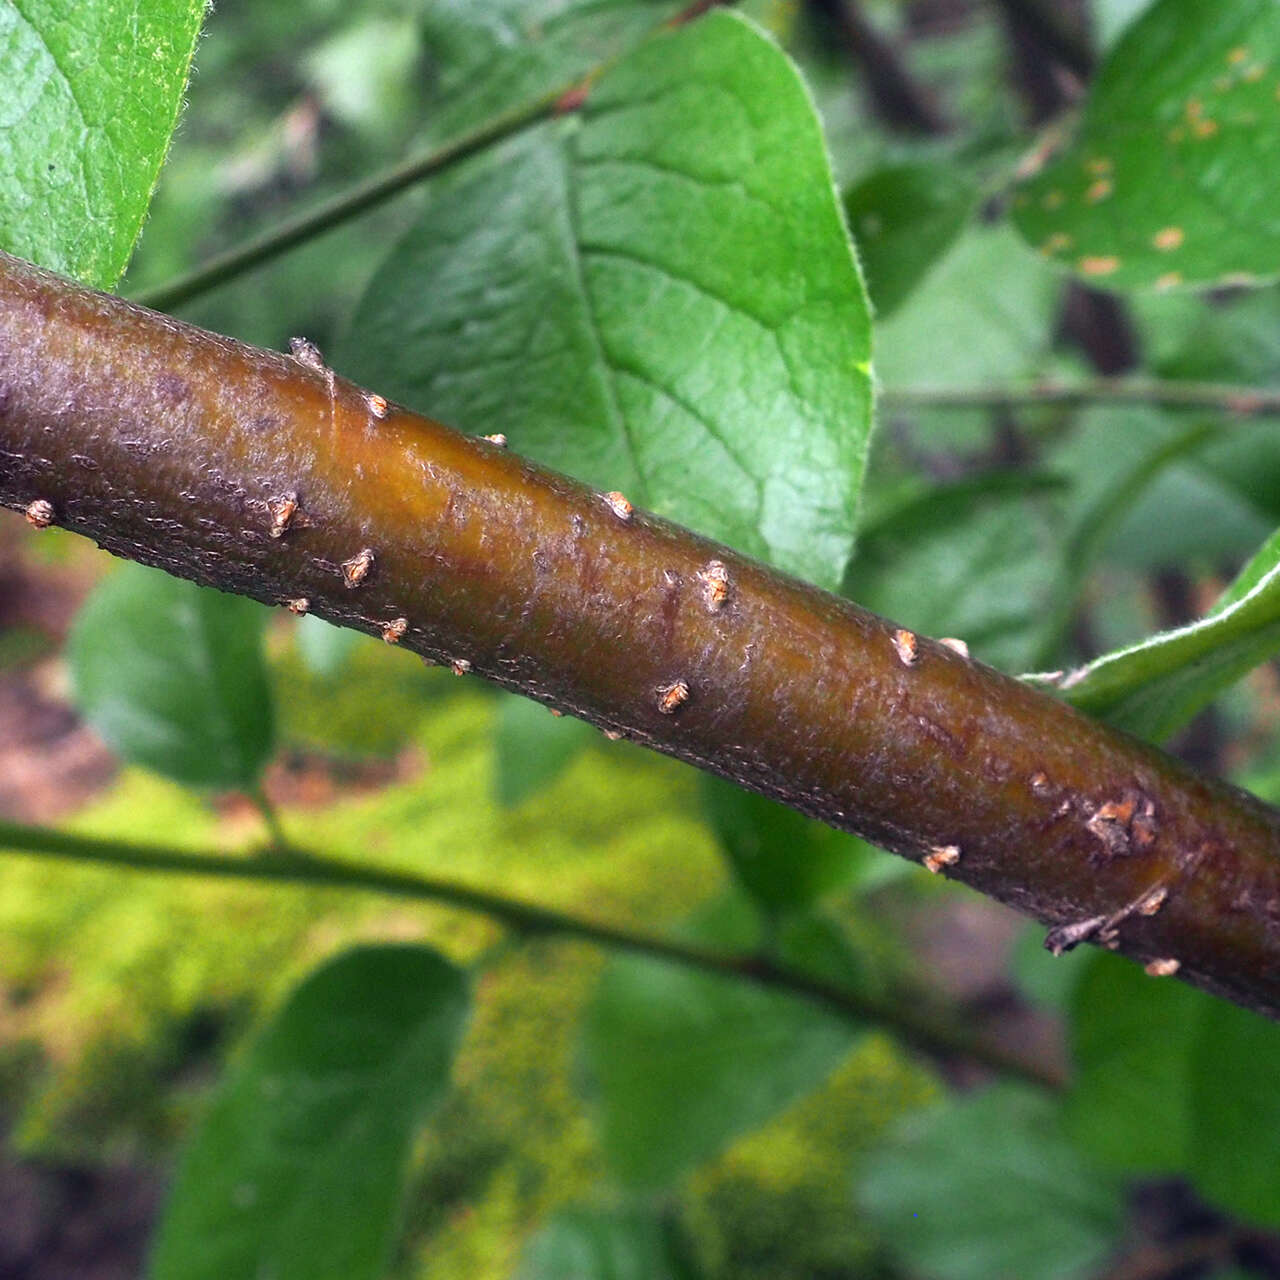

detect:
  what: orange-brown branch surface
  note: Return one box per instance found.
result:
[3,250,1279,1017]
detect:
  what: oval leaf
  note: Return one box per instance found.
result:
[148,944,470,1280]
[419,0,690,148]
[495,693,597,809]
[701,775,867,911]
[1065,951,1200,1173]
[1012,0,1280,291]
[582,897,860,1189]
[844,161,978,316]
[859,1086,1124,1280]
[1188,998,1280,1227]
[341,10,873,590]
[0,0,207,286]
[1060,952,1280,1227]
[69,563,274,789]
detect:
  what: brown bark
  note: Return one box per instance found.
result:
[3,250,1280,1018]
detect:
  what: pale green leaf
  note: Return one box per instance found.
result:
[0,0,207,286]
[517,1207,700,1280]
[419,0,688,148]
[341,11,873,589]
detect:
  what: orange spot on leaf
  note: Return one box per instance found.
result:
[1080,255,1120,277]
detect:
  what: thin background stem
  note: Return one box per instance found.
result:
[129,0,737,314]
[247,786,290,851]
[989,0,1094,78]
[881,379,1280,418]
[0,817,1064,1089]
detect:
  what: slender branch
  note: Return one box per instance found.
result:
[129,99,558,313]
[5,251,1280,1021]
[0,817,1062,1088]
[805,0,948,134]
[247,786,290,851]
[1102,1229,1240,1280]
[881,379,1280,418]
[129,0,737,314]
[989,0,1094,80]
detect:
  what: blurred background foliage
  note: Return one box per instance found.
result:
[9,0,1280,1276]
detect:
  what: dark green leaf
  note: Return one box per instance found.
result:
[582,896,860,1189]
[69,564,274,790]
[0,0,207,286]
[419,0,688,148]
[148,945,469,1280]
[1021,406,1228,670]
[496,693,596,808]
[517,1207,700,1280]
[773,910,872,993]
[846,470,1064,672]
[844,162,978,315]
[1188,998,1280,1227]
[1059,951,1280,1225]
[1065,952,1200,1172]
[1012,0,1280,291]
[859,1086,1124,1280]
[701,775,866,911]
[1055,525,1280,741]
[342,11,873,590]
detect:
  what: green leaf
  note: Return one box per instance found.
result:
[1012,0,1280,291]
[701,775,866,911]
[68,564,274,790]
[1019,405,1230,669]
[582,896,861,1189]
[341,10,873,590]
[874,223,1061,391]
[0,0,207,287]
[1008,922,1092,1012]
[419,0,689,148]
[295,614,364,680]
[844,162,978,316]
[517,1207,700,1280]
[1188,998,1280,1227]
[1054,524,1280,741]
[846,470,1065,672]
[496,693,596,808]
[859,1086,1124,1280]
[1060,951,1280,1226]
[148,944,469,1280]
[1065,952,1200,1172]
[1094,0,1156,49]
